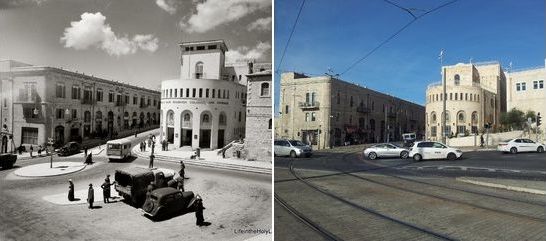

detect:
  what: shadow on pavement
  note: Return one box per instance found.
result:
[108,156,138,163]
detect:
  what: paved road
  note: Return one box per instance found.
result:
[1,154,271,241]
[274,148,546,241]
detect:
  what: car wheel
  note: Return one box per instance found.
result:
[368,152,377,160]
[538,146,544,153]
[510,147,517,154]
[400,151,409,159]
[413,154,422,161]
[447,153,457,160]
[290,151,297,158]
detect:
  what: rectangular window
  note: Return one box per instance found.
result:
[540,80,544,89]
[180,88,183,97]
[192,88,196,98]
[109,92,114,102]
[96,90,103,102]
[227,90,230,99]
[431,126,437,137]
[125,95,129,104]
[465,93,468,101]
[521,82,526,91]
[516,83,520,91]
[534,81,538,89]
[206,89,209,98]
[147,98,150,106]
[199,88,203,98]
[72,109,77,119]
[285,105,290,114]
[186,89,190,98]
[207,45,217,50]
[212,89,215,98]
[56,109,64,119]
[21,127,38,145]
[449,93,452,100]
[56,83,65,98]
[71,85,81,99]
[133,96,138,105]
[174,89,177,98]
[223,90,226,99]
[169,89,172,98]
[196,46,205,50]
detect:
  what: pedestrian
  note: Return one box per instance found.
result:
[18,144,23,155]
[29,145,33,158]
[87,184,94,209]
[100,178,113,203]
[176,176,184,192]
[85,153,93,165]
[68,179,75,201]
[37,145,42,156]
[149,154,155,168]
[194,196,206,226]
[179,161,186,178]
[480,135,484,147]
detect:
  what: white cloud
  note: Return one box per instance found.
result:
[60,12,159,56]
[225,42,271,62]
[155,0,177,14]
[180,0,271,33]
[247,17,271,31]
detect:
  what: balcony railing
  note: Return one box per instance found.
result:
[298,101,319,109]
[356,106,371,113]
[81,98,94,105]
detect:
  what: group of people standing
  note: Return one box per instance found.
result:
[68,174,115,209]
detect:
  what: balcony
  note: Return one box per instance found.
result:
[356,106,371,114]
[298,101,320,110]
[81,98,94,105]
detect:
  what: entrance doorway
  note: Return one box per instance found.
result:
[55,126,65,145]
[217,129,225,148]
[199,129,211,148]
[167,127,174,144]
[181,129,192,146]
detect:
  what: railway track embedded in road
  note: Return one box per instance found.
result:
[282,161,456,241]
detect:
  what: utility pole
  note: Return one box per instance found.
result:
[440,49,447,144]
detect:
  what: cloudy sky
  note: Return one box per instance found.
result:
[0,0,272,90]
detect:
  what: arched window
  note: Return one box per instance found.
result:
[260,83,270,96]
[184,113,190,121]
[458,112,465,123]
[431,112,437,124]
[454,74,460,86]
[167,111,174,126]
[195,62,204,79]
[202,114,210,123]
[219,113,226,125]
[311,92,317,105]
[305,113,309,122]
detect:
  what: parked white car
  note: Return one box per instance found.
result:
[497,138,545,154]
[363,143,409,160]
[274,140,312,158]
[409,141,463,161]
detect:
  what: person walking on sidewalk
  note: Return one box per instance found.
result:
[68,179,75,201]
[149,154,155,168]
[29,145,33,158]
[87,184,94,209]
[179,161,186,179]
[480,135,485,147]
[194,196,207,226]
[84,153,93,165]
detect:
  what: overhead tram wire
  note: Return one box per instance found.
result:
[275,0,306,75]
[339,0,460,76]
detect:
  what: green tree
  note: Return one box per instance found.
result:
[505,108,525,130]
[525,110,536,122]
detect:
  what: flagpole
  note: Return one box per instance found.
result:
[441,50,447,144]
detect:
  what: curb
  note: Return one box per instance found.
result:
[132,147,271,175]
[456,177,546,195]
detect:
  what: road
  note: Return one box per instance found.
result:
[0,154,271,241]
[274,146,546,241]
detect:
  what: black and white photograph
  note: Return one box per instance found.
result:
[0,0,272,240]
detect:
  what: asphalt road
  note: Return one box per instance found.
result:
[274,147,546,241]
[0,154,271,241]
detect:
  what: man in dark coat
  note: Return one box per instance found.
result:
[195,196,205,226]
[84,153,93,165]
[179,161,186,179]
[101,176,114,203]
[176,176,184,192]
[68,179,75,201]
[87,184,94,209]
[149,154,155,168]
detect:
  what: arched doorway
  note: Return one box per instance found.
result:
[180,110,192,147]
[217,112,226,148]
[199,111,212,148]
[55,126,65,145]
[95,111,103,137]
[166,110,175,144]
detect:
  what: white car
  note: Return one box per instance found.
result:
[363,143,409,160]
[409,141,463,161]
[497,138,545,154]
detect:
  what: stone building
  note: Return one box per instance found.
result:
[277,72,425,150]
[244,70,272,161]
[0,60,160,151]
[160,40,271,150]
[506,64,545,133]
[425,61,506,141]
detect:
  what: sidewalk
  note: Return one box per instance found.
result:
[456,177,546,195]
[132,142,271,175]
[455,146,496,152]
[13,161,103,177]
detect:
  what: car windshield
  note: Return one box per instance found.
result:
[108,144,121,149]
[289,140,306,146]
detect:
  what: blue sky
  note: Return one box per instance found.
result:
[274,0,544,112]
[1,0,271,90]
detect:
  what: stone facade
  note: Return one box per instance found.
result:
[0,60,160,151]
[277,72,425,150]
[244,70,272,161]
[506,65,545,133]
[160,40,271,150]
[425,62,506,140]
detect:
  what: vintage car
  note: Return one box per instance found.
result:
[141,188,197,220]
[0,153,17,169]
[114,167,175,206]
[57,142,81,156]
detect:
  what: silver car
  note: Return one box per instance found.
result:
[274,140,312,158]
[363,143,409,160]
